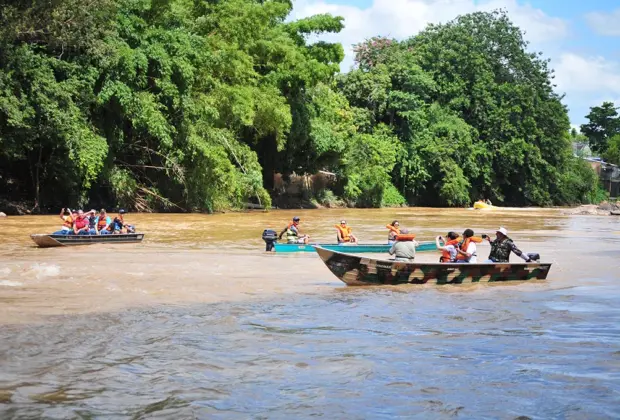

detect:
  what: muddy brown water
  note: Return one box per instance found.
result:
[0,208,619,418]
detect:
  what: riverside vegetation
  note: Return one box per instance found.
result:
[0,1,603,213]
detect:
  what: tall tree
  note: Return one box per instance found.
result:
[580,102,620,155]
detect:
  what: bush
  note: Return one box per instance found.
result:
[381,184,406,207]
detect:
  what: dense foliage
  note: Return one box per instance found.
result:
[580,101,620,165]
[0,2,599,212]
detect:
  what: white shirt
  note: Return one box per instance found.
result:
[444,244,458,261]
[465,242,477,263]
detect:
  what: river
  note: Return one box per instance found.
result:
[0,208,619,418]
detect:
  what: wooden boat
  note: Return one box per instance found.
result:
[473,201,494,210]
[30,233,145,248]
[274,241,437,254]
[314,246,551,286]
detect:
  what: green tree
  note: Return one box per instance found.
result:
[602,135,620,165]
[580,102,620,155]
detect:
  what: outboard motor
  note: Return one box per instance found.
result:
[262,229,278,252]
[526,253,540,262]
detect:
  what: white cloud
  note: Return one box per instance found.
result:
[289,0,620,124]
[291,0,568,71]
[585,8,620,36]
[554,53,620,94]
[553,53,620,121]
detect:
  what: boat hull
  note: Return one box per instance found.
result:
[30,233,145,248]
[314,246,551,286]
[274,242,436,254]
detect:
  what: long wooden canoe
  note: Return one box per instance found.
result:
[274,241,437,254]
[314,246,551,286]
[31,233,145,248]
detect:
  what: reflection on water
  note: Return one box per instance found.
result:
[0,208,620,417]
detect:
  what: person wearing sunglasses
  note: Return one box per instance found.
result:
[335,220,358,245]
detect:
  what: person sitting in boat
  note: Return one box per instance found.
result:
[73,210,91,235]
[96,209,112,235]
[435,231,460,262]
[386,220,400,244]
[388,229,418,261]
[455,229,478,263]
[107,209,133,234]
[335,220,358,245]
[483,227,531,263]
[278,216,309,244]
[86,209,98,234]
[54,208,75,235]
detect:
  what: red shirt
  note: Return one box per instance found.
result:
[75,216,88,229]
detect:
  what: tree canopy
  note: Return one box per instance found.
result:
[0,3,601,212]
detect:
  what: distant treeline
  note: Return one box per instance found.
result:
[0,1,602,212]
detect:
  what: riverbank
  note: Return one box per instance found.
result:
[562,201,620,215]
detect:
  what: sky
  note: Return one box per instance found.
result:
[290,0,620,126]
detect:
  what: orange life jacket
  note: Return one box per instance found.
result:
[334,224,352,242]
[455,236,483,260]
[386,224,400,239]
[97,217,108,229]
[439,238,459,262]
[62,216,73,229]
[395,234,416,241]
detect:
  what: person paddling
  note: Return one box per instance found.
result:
[335,220,358,244]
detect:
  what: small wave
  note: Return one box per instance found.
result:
[22,263,61,279]
[0,280,23,287]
